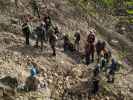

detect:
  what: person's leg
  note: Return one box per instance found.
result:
[35,38,39,48]
[86,54,90,65]
[41,39,43,51]
[26,33,30,45]
[52,45,56,56]
[91,52,94,62]
[36,8,40,18]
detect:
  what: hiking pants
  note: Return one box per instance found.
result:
[33,7,40,18]
[25,32,30,45]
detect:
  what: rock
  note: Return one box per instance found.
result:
[0,76,18,88]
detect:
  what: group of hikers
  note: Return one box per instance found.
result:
[21,0,120,95]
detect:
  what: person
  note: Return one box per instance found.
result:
[92,77,99,94]
[35,22,46,51]
[63,34,69,51]
[107,58,117,83]
[31,0,40,18]
[43,15,52,41]
[93,63,100,77]
[95,40,102,62]
[49,27,57,56]
[85,42,95,65]
[22,22,31,45]
[74,31,80,52]
[100,57,107,71]
[87,30,95,44]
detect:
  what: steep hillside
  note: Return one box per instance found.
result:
[0,0,133,100]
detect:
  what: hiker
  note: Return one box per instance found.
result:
[93,63,100,77]
[49,28,57,56]
[100,41,112,63]
[31,0,40,18]
[92,77,100,94]
[35,22,46,51]
[63,34,69,51]
[43,15,52,41]
[74,31,81,51]
[107,58,117,83]
[22,22,31,45]
[25,62,40,91]
[85,42,95,65]
[87,30,95,44]
[95,40,103,62]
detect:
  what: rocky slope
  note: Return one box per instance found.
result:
[0,0,133,100]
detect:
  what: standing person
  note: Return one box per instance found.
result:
[35,22,46,51]
[63,34,69,52]
[85,42,95,65]
[31,0,40,18]
[22,22,31,45]
[49,28,57,56]
[85,30,95,65]
[95,40,102,62]
[43,15,52,41]
[74,31,80,52]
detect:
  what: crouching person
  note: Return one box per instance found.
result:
[25,66,39,91]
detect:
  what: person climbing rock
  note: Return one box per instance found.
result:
[22,22,31,45]
[35,22,46,51]
[107,58,117,83]
[49,28,57,56]
[43,15,52,41]
[85,42,95,65]
[74,31,81,52]
[31,0,40,18]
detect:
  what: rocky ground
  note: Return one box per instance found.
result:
[0,0,133,100]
